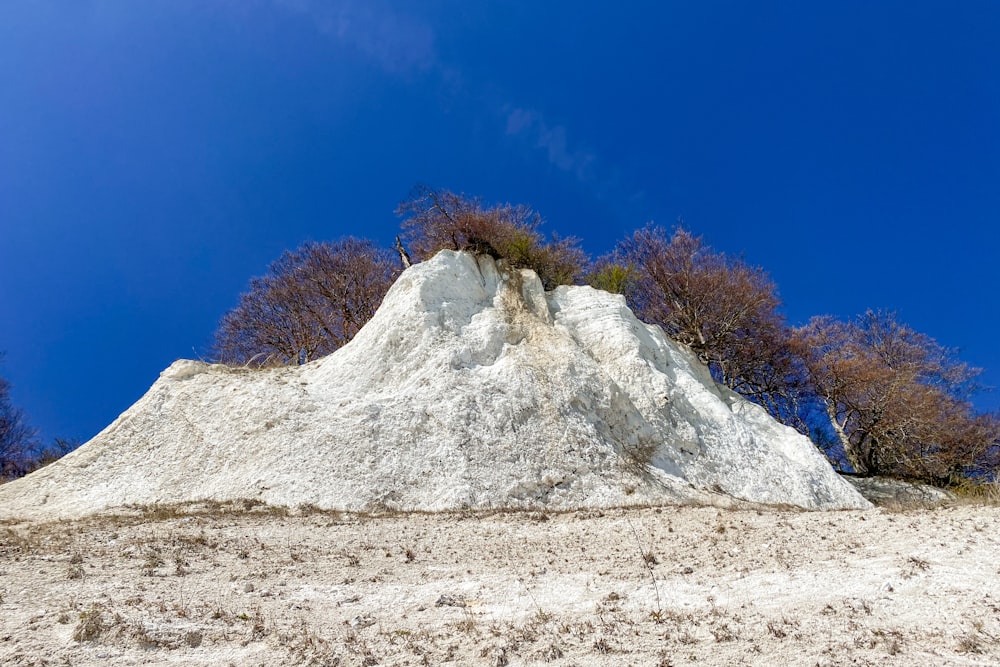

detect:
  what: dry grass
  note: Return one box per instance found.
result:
[950,480,1000,505]
[0,504,998,666]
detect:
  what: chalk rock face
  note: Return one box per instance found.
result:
[0,251,868,519]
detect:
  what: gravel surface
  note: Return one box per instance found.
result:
[1,501,998,666]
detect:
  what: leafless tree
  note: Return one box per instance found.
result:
[18,437,80,475]
[0,361,37,478]
[213,238,400,367]
[396,185,587,290]
[796,310,999,482]
[614,224,809,430]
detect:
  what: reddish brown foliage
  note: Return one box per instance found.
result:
[213,238,399,367]
[396,186,587,290]
[614,224,808,429]
[796,311,999,482]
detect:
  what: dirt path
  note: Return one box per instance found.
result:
[1,502,998,666]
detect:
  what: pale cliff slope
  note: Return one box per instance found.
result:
[0,251,867,519]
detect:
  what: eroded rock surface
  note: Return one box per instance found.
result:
[0,251,868,519]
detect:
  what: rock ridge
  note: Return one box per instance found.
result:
[0,250,869,519]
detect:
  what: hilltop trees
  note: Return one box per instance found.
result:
[0,368,35,477]
[397,186,587,290]
[0,358,75,479]
[596,225,997,484]
[796,311,1000,483]
[606,224,809,430]
[212,188,588,371]
[213,238,400,367]
[207,188,998,488]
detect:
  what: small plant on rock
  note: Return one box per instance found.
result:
[72,606,105,642]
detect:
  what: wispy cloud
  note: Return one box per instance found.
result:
[273,2,598,185]
[274,0,435,73]
[503,104,649,222]
[504,106,597,182]
[271,2,645,219]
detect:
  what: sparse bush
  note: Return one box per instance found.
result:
[767,620,787,639]
[73,606,105,642]
[585,259,636,295]
[174,550,189,576]
[397,185,587,290]
[143,548,165,574]
[951,479,1000,504]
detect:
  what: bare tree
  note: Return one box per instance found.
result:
[213,238,400,367]
[796,310,999,482]
[19,437,80,475]
[614,224,809,430]
[396,185,587,290]
[0,360,37,478]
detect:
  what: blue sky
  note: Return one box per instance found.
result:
[2,1,999,443]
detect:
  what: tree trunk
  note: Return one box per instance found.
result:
[824,401,868,475]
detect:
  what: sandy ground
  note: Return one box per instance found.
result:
[1,501,998,666]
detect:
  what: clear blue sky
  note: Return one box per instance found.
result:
[2,1,999,443]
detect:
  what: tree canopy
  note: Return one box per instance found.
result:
[213,238,400,367]
[796,310,1000,483]
[205,188,998,488]
[603,224,809,431]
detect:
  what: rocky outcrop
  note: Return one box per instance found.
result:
[842,475,955,508]
[0,251,869,519]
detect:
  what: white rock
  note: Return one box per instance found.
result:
[0,250,868,519]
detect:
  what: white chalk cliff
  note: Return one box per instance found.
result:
[0,250,868,519]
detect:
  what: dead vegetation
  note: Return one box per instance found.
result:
[0,503,997,665]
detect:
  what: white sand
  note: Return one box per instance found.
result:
[1,502,996,666]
